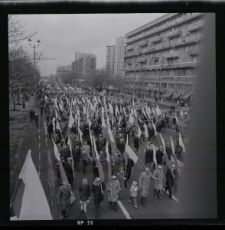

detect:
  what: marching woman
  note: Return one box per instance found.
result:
[91,177,105,219]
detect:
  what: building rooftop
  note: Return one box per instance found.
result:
[125,13,178,38]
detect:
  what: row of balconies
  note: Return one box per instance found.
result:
[124,61,199,71]
[124,34,202,58]
[187,20,204,32]
[131,30,182,49]
[126,13,203,44]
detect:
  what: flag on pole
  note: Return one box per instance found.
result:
[144,123,148,138]
[133,108,137,118]
[102,115,108,139]
[68,111,75,128]
[93,138,104,182]
[109,103,113,115]
[11,150,52,220]
[170,136,181,176]
[137,125,142,139]
[125,135,138,163]
[152,122,157,136]
[56,121,63,141]
[153,144,158,167]
[179,133,186,153]
[52,118,55,131]
[105,140,112,180]
[44,95,48,102]
[156,105,162,116]
[132,99,135,107]
[159,133,171,169]
[55,109,59,119]
[68,135,75,178]
[123,107,127,116]
[128,112,134,125]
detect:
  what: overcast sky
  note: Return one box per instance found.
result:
[15,13,166,76]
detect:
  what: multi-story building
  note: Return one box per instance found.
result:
[106,45,115,76]
[123,13,204,103]
[114,37,125,77]
[56,65,73,82]
[72,52,96,80]
[106,37,125,78]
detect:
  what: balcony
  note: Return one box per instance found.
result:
[187,20,204,32]
[126,13,204,44]
[187,49,199,56]
[137,57,147,63]
[164,52,180,59]
[166,30,182,38]
[151,36,163,43]
[124,50,140,58]
[138,40,149,47]
[126,45,134,51]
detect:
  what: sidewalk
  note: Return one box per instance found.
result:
[10,95,53,218]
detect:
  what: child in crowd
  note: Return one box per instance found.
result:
[129,181,139,209]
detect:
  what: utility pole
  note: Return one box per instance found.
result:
[28,39,41,105]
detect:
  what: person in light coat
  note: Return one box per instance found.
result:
[81,141,91,160]
[106,175,121,212]
[138,167,152,207]
[139,167,156,207]
[129,181,139,209]
[153,165,164,199]
[117,167,126,200]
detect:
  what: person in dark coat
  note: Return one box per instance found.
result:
[30,109,34,122]
[72,145,81,172]
[57,180,72,219]
[64,157,74,186]
[117,138,125,155]
[156,146,164,165]
[125,156,134,182]
[133,134,139,154]
[164,167,175,199]
[78,178,91,213]
[34,113,39,127]
[81,150,88,175]
[91,177,105,219]
[145,146,153,168]
[165,142,173,161]
[92,158,99,181]
[47,121,53,139]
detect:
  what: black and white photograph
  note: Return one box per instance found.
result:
[9,12,217,222]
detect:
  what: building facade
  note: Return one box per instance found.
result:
[114,37,125,77]
[106,37,125,78]
[123,13,204,102]
[72,52,96,79]
[56,65,72,82]
[106,45,115,76]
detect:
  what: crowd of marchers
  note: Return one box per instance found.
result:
[31,82,186,219]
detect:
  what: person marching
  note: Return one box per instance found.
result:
[91,177,105,219]
[129,181,139,209]
[78,178,91,213]
[138,167,157,207]
[116,167,126,200]
[153,165,164,199]
[106,175,120,212]
[81,150,88,175]
[164,166,175,200]
[57,180,73,219]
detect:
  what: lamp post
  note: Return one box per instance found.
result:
[28,38,41,104]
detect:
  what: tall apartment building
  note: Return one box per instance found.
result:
[56,65,72,81]
[72,52,96,79]
[123,13,204,102]
[114,37,125,77]
[106,45,115,76]
[106,37,125,77]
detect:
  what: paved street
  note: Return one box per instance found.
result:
[34,94,184,220]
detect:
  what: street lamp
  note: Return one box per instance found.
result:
[28,38,41,104]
